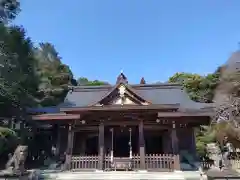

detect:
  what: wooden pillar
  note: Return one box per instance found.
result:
[139,120,145,170]
[56,125,61,155]
[171,121,179,154]
[98,122,105,170]
[190,128,197,158]
[171,121,180,170]
[64,123,74,170]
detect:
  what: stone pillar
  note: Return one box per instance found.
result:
[98,122,105,170]
[139,120,145,170]
[64,123,74,170]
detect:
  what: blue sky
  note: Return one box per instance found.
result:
[14,0,240,84]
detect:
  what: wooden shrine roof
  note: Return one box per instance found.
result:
[61,82,214,111]
[29,73,215,121]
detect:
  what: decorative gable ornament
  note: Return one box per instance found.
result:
[90,72,151,106]
[116,72,128,84]
[118,85,126,105]
[119,85,126,97]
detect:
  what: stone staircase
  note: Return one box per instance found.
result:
[38,170,204,180]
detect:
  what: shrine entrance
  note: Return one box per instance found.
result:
[107,126,139,158]
[114,134,129,157]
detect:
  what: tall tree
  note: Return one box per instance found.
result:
[0,24,38,151]
[34,42,77,106]
[168,71,220,155]
[214,68,240,146]
[0,24,39,115]
[0,0,20,23]
[0,0,22,153]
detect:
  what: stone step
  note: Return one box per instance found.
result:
[41,171,203,180]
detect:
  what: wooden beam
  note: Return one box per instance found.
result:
[31,114,80,121]
[74,126,98,132]
[70,115,210,127]
[158,111,213,117]
[61,104,180,112]
[143,125,170,130]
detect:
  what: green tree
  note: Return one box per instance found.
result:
[0,24,39,114]
[169,72,220,103]
[0,0,20,23]
[34,42,77,106]
[168,72,220,156]
[0,24,40,151]
[77,77,109,86]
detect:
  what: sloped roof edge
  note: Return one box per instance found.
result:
[68,83,182,92]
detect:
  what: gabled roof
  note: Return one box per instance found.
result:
[62,83,214,111]
[89,82,151,106]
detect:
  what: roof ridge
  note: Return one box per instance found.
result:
[68,83,182,91]
[131,83,182,88]
[69,85,112,91]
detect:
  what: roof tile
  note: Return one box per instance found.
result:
[62,83,213,110]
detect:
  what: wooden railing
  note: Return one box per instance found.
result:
[132,154,140,169]
[70,154,179,171]
[104,155,111,170]
[71,155,99,170]
[145,154,178,171]
[231,159,240,169]
[104,154,140,170]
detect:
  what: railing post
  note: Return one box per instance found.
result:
[173,155,180,171]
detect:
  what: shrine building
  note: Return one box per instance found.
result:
[29,73,214,171]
